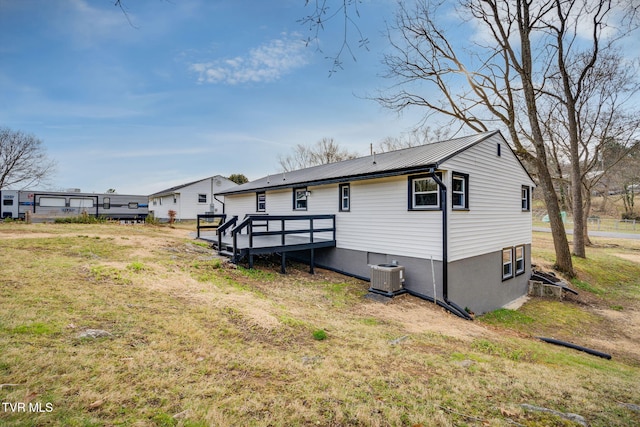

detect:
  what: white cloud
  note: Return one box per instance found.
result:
[190,33,310,84]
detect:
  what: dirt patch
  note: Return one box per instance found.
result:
[613,253,640,264]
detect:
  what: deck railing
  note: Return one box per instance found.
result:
[195,214,227,239]
[229,214,336,266]
[215,215,238,253]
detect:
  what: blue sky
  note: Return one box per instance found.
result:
[0,0,428,194]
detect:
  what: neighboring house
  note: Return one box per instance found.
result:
[149,175,237,220]
[217,131,535,314]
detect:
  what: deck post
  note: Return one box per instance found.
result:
[232,232,238,264]
[249,253,254,269]
[309,248,315,274]
[281,219,285,245]
[281,252,286,274]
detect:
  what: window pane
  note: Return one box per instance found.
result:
[503,263,512,276]
[415,193,437,206]
[414,178,437,192]
[295,189,307,210]
[40,197,65,207]
[70,198,94,208]
[453,177,464,192]
[453,193,463,207]
[128,202,138,209]
[198,194,207,203]
[3,199,13,206]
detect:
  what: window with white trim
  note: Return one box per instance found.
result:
[452,173,469,210]
[256,192,266,212]
[409,174,440,210]
[293,187,307,211]
[502,248,513,280]
[515,245,525,275]
[521,186,530,211]
[339,184,350,211]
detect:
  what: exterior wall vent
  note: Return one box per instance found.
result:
[370,264,405,294]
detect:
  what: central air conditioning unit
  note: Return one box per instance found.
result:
[370,264,405,294]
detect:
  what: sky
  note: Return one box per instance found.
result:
[0,0,430,195]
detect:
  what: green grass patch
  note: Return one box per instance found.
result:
[312,329,327,340]
[10,322,58,335]
[478,308,535,329]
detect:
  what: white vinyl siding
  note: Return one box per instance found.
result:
[442,133,534,262]
[224,133,533,264]
[225,178,443,259]
[149,176,236,220]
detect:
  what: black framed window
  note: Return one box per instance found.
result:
[198,194,207,203]
[339,184,350,211]
[521,186,531,211]
[452,172,469,210]
[256,192,266,212]
[103,197,111,210]
[293,187,308,211]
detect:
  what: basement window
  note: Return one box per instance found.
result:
[502,248,513,280]
[515,245,525,275]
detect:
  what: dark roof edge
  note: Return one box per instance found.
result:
[218,164,439,196]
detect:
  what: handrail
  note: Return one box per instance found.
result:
[217,216,238,235]
[216,216,237,255]
[196,214,226,239]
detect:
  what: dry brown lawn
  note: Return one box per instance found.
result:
[0,222,638,426]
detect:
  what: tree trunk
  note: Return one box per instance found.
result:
[517,0,575,276]
[534,152,575,276]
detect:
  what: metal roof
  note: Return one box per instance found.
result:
[219,130,503,195]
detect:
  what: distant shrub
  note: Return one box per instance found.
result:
[145,213,160,225]
[55,212,107,224]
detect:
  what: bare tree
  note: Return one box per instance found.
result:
[541,50,640,245]
[299,0,369,74]
[375,126,451,153]
[279,137,358,171]
[377,0,639,275]
[0,127,56,190]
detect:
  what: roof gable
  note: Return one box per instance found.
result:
[149,175,233,197]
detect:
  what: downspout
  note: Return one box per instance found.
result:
[214,195,225,214]
[428,167,472,320]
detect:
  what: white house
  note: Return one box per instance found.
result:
[216,131,535,315]
[149,175,237,220]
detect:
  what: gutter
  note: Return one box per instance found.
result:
[428,167,472,321]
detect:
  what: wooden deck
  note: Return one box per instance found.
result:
[198,214,336,273]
